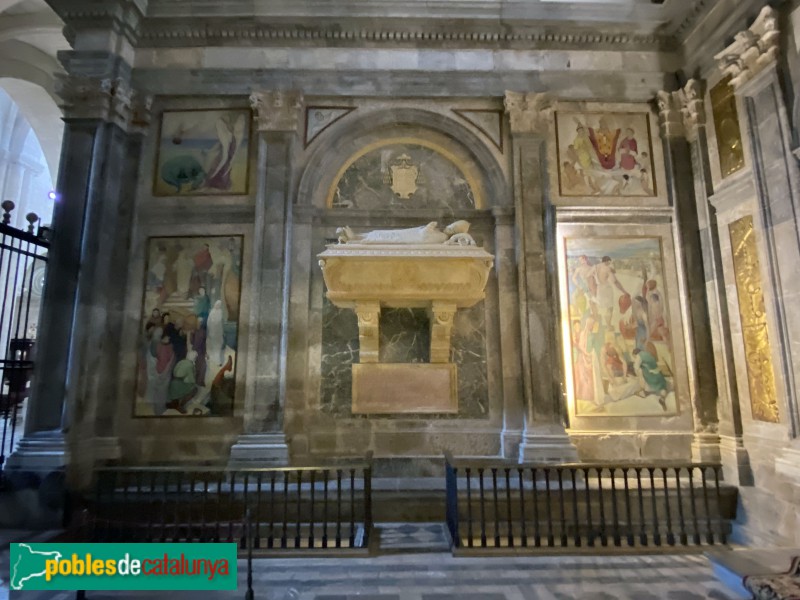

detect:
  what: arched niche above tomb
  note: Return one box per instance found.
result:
[326,137,483,211]
[295,107,507,212]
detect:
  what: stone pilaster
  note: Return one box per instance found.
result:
[228,90,304,467]
[492,206,525,458]
[8,59,151,481]
[504,91,577,463]
[716,7,800,446]
[655,82,721,464]
[663,80,749,476]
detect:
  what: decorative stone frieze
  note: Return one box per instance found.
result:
[714,6,779,90]
[503,91,554,137]
[656,79,706,142]
[55,75,150,131]
[250,91,304,133]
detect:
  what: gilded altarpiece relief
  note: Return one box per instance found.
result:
[710,77,745,179]
[729,216,780,423]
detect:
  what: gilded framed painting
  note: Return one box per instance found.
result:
[153,109,251,196]
[561,235,680,417]
[134,235,243,417]
[552,105,665,205]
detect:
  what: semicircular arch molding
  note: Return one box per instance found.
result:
[297,107,508,212]
[0,47,63,182]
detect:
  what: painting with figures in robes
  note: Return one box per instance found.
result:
[564,237,678,417]
[134,236,243,417]
[154,109,251,196]
[555,111,656,198]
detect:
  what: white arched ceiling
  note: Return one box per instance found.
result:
[0,76,62,182]
[0,0,67,184]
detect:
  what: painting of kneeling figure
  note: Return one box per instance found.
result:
[134,235,243,417]
[564,236,678,417]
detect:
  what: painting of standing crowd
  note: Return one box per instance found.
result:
[555,111,657,197]
[135,236,243,417]
[565,237,678,416]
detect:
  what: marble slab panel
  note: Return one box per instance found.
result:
[379,308,430,363]
[320,298,488,419]
[352,363,457,414]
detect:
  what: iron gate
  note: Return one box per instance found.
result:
[0,200,49,472]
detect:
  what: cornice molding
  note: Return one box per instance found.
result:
[136,21,669,51]
[671,0,713,40]
[47,0,144,45]
[715,6,779,90]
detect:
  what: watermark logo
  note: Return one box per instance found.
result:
[10,543,237,591]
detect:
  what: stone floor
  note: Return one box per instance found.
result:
[1,524,748,600]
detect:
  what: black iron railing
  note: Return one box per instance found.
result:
[72,457,373,553]
[444,453,735,552]
[0,201,49,471]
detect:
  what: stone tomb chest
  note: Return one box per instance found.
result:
[318,222,493,414]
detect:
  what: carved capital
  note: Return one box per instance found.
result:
[56,75,129,126]
[655,90,684,139]
[656,80,706,142]
[250,90,304,133]
[680,79,706,142]
[56,75,152,133]
[129,90,154,134]
[504,91,554,136]
[714,6,779,90]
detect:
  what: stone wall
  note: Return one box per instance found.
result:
[17,1,800,506]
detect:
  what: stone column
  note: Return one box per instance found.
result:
[716,6,800,466]
[655,83,722,463]
[661,81,750,478]
[504,92,578,463]
[8,73,149,476]
[228,90,303,466]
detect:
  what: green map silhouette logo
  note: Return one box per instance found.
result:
[11,543,63,590]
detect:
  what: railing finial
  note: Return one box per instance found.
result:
[2,200,14,225]
[25,213,39,234]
